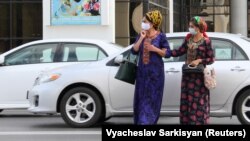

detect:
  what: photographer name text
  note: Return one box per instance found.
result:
[106,128,246,139]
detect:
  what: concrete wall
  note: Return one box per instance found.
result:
[43,0,115,43]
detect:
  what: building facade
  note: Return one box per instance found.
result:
[0,0,42,53]
[0,0,249,53]
[115,0,171,46]
[174,0,248,37]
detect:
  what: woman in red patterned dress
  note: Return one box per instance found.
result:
[166,16,215,125]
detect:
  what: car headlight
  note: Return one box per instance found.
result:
[34,73,61,86]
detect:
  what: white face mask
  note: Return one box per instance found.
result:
[189,27,197,35]
[141,22,151,30]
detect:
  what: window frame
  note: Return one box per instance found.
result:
[60,42,108,62]
[4,42,61,66]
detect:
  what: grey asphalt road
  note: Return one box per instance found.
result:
[0,110,241,141]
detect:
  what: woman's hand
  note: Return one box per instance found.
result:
[190,59,202,67]
[140,31,147,39]
[147,44,156,52]
[147,45,167,57]
[133,31,146,52]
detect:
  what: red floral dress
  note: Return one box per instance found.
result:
[169,34,215,125]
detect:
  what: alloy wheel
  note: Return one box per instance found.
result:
[241,95,250,123]
[65,93,96,123]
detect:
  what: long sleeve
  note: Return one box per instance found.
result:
[160,33,171,58]
[169,39,188,57]
[202,39,215,65]
[131,35,141,55]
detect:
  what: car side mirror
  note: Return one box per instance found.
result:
[114,55,124,64]
[0,56,4,65]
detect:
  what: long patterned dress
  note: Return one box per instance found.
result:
[131,33,170,125]
[169,34,215,125]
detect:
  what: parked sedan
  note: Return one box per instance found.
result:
[29,32,250,127]
[0,39,121,112]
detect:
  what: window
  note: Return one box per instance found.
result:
[0,0,42,53]
[164,38,186,62]
[163,38,247,62]
[124,50,136,62]
[5,43,58,65]
[235,48,246,60]
[115,0,170,46]
[149,0,169,33]
[62,43,107,62]
[176,0,230,33]
[213,40,233,60]
[212,39,247,60]
[41,48,55,63]
[98,51,106,60]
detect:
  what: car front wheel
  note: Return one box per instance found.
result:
[236,89,250,124]
[60,87,103,128]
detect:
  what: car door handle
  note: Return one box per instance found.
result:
[231,67,246,72]
[165,68,180,73]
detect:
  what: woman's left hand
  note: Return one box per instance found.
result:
[147,45,166,57]
[147,45,156,52]
[190,59,202,67]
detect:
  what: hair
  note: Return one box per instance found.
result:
[190,16,208,38]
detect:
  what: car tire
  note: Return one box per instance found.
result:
[236,89,250,124]
[60,87,103,128]
[0,109,3,113]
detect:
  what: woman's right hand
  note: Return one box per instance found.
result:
[140,31,146,39]
[133,31,146,52]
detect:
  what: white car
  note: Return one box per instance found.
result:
[0,39,121,112]
[29,32,250,127]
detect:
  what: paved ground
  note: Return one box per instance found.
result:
[0,110,241,141]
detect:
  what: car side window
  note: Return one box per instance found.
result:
[121,50,137,63]
[5,44,58,66]
[212,39,247,61]
[163,38,186,62]
[98,51,107,60]
[62,43,107,62]
[234,45,247,60]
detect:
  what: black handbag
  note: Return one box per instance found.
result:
[182,64,204,74]
[115,53,138,84]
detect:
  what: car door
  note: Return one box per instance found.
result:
[162,38,185,112]
[209,38,250,110]
[108,50,136,111]
[0,43,79,108]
